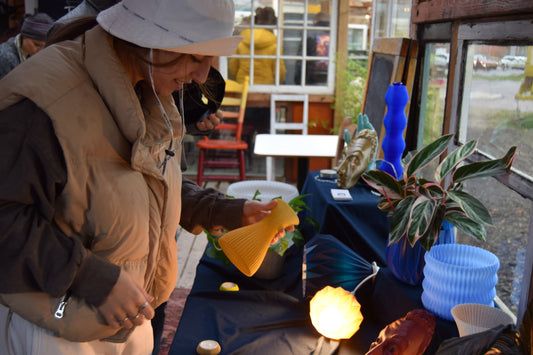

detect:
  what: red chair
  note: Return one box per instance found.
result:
[196,76,250,186]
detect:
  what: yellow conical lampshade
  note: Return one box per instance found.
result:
[218,199,299,277]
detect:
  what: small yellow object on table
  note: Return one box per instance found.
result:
[219,282,239,291]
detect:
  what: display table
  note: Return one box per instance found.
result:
[298,170,389,266]
[168,245,458,354]
[168,171,459,354]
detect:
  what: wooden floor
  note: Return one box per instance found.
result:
[175,181,231,288]
[175,226,208,288]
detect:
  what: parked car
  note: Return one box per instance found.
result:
[500,55,526,70]
[434,53,449,68]
[473,54,498,70]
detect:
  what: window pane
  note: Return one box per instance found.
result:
[229,0,335,91]
[460,44,533,180]
[373,0,411,38]
[230,1,283,85]
[417,43,450,179]
[284,59,301,86]
[348,24,368,52]
[234,0,253,28]
[304,60,328,85]
[420,43,450,147]
[456,42,533,316]
[281,0,306,17]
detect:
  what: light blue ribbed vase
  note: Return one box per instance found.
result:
[422,243,499,320]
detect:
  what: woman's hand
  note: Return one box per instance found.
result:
[97,269,155,329]
[195,109,222,131]
[242,199,296,244]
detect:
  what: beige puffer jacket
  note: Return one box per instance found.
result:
[0,26,181,342]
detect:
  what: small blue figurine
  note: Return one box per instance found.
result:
[356,113,377,171]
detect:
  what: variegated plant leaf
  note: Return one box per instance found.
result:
[452,146,516,184]
[406,198,436,245]
[435,139,477,182]
[389,196,416,244]
[447,190,492,225]
[362,170,403,199]
[445,212,487,242]
[405,134,453,178]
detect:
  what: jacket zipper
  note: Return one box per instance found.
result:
[54,292,71,319]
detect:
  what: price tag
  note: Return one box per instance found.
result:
[331,189,353,201]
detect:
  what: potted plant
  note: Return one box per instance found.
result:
[361,134,516,284]
[205,191,317,279]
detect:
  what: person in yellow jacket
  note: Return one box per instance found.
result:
[229,6,286,85]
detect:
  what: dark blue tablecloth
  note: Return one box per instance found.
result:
[169,242,341,355]
[298,171,389,266]
[169,171,459,354]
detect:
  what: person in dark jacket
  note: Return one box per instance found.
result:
[0,12,54,79]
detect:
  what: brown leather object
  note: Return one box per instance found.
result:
[366,309,436,355]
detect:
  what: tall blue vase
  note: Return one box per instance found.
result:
[386,222,456,286]
[379,82,408,179]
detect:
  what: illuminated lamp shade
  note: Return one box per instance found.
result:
[219,199,299,277]
[309,286,364,340]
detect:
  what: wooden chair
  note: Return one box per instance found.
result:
[334,116,358,167]
[196,76,250,186]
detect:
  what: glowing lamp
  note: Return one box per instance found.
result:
[309,286,364,340]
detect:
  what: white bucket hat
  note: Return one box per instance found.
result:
[96,0,243,56]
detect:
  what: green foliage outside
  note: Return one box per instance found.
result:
[333,54,369,132]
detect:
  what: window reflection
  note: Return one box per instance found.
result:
[460,44,533,181]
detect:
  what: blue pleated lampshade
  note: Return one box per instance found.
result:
[303,234,378,298]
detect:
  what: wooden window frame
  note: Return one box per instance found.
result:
[410,0,533,324]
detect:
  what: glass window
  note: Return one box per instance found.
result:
[454,39,533,317]
[227,0,337,93]
[419,43,450,147]
[372,0,411,40]
[347,24,368,52]
[416,20,533,319]
[459,44,533,181]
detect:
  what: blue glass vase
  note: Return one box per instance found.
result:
[379,82,408,179]
[386,221,456,286]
